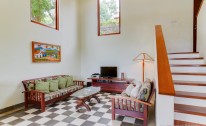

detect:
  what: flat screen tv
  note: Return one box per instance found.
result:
[100,66,117,78]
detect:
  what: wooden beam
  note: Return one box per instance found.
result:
[155,25,175,96]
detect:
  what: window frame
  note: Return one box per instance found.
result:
[97,0,121,36]
[30,0,59,30]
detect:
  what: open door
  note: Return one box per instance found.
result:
[193,0,204,52]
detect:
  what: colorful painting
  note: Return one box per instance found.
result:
[32,41,61,62]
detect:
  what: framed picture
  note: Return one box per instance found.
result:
[32,41,61,63]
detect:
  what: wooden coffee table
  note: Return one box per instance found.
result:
[71,86,101,111]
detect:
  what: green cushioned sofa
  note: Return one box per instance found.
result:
[22,75,84,112]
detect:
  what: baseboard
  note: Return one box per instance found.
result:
[0,102,24,114]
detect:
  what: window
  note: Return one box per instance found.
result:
[98,0,120,36]
[31,0,59,30]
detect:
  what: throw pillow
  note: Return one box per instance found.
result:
[64,76,74,87]
[121,90,129,97]
[49,79,59,92]
[137,81,151,101]
[27,83,35,91]
[35,79,43,83]
[125,84,134,96]
[35,81,50,93]
[130,82,142,98]
[57,77,67,89]
[145,78,152,83]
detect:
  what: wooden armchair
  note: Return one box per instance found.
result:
[111,83,155,126]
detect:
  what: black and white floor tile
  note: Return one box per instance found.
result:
[0,92,154,126]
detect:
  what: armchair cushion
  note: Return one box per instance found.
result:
[137,80,151,101]
[130,82,142,98]
[121,90,129,97]
[125,84,134,96]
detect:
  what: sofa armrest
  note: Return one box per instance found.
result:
[73,80,84,87]
[111,96,152,106]
[24,90,45,102]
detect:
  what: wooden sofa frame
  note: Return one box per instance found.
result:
[111,83,155,126]
[22,75,84,112]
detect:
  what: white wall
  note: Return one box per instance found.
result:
[0,0,81,109]
[79,0,193,83]
[0,0,193,110]
[197,0,206,62]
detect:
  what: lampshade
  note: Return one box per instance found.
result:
[133,53,154,62]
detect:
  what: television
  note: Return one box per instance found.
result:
[100,66,117,78]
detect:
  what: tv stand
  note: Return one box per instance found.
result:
[88,78,134,93]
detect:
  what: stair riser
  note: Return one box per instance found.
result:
[171,53,206,125]
[172,75,206,81]
[168,54,200,58]
[175,97,206,107]
[174,112,206,125]
[175,85,206,93]
[171,67,206,73]
[169,60,204,65]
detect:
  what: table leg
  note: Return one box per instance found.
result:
[76,99,91,111]
[92,95,100,103]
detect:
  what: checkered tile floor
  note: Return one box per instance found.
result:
[0,92,151,126]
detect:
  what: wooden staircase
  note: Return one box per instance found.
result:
[169,52,206,125]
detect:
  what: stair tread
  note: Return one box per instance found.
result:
[170,64,206,67]
[174,80,206,86]
[175,104,206,116]
[176,91,206,100]
[168,52,199,55]
[174,120,205,126]
[169,57,203,60]
[172,72,206,76]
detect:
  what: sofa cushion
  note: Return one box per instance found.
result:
[137,80,151,101]
[45,91,62,101]
[27,83,35,91]
[35,79,44,83]
[64,76,74,87]
[44,85,83,101]
[57,77,67,89]
[35,81,50,93]
[130,82,142,98]
[49,79,59,92]
[59,85,83,95]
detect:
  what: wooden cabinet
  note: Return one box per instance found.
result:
[88,78,134,93]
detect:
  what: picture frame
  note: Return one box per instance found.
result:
[32,41,61,63]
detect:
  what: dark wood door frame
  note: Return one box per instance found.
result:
[193,0,204,52]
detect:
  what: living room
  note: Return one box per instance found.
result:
[0,0,199,125]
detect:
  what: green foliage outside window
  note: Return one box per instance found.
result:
[31,0,57,29]
[99,0,120,35]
